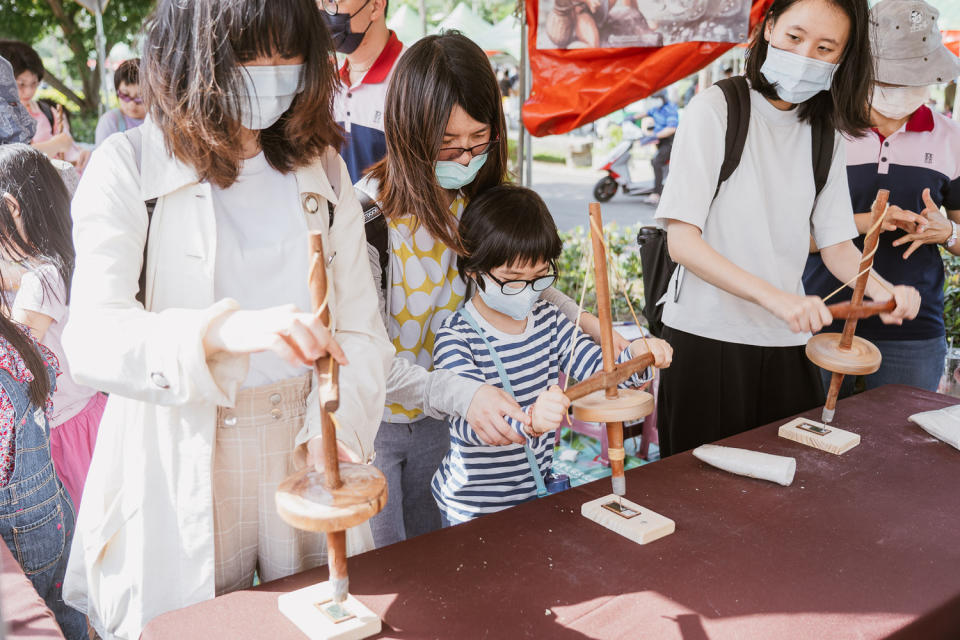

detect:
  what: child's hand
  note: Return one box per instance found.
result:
[530,385,571,435]
[629,337,673,368]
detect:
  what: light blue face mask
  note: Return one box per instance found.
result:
[477,274,541,321]
[760,45,838,104]
[237,64,304,130]
[435,153,488,190]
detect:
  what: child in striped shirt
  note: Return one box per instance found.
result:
[431,185,672,524]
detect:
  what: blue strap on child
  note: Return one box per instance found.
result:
[459,307,548,499]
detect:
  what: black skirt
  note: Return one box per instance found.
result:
[656,325,825,457]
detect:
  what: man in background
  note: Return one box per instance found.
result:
[322,0,405,183]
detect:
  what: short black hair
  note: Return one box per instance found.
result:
[0,40,44,82]
[114,58,140,92]
[457,185,562,289]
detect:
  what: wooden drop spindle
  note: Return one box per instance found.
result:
[821,189,889,422]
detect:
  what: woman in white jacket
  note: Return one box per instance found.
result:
[60,1,393,638]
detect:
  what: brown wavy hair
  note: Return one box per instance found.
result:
[367,32,508,255]
[141,0,343,189]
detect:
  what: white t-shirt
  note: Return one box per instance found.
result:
[211,152,312,388]
[13,264,97,426]
[655,84,857,347]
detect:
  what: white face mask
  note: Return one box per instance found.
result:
[871,85,930,120]
[760,45,838,104]
[237,64,304,130]
[477,274,542,321]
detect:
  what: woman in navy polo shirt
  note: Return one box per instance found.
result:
[804,0,960,393]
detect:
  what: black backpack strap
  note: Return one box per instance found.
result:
[123,127,155,306]
[37,100,55,131]
[356,186,389,292]
[810,118,834,199]
[714,76,751,200]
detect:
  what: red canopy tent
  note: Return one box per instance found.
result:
[522,0,774,136]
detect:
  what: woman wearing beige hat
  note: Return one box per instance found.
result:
[804,0,960,394]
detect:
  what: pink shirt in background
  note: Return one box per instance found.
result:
[13,263,96,426]
[27,101,84,165]
[27,104,52,142]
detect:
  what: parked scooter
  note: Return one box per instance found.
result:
[593,119,663,202]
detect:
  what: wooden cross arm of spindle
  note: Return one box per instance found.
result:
[826,299,896,321]
[564,353,655,402]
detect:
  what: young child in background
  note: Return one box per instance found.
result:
[0,243,86,639]
[431,185,672,525]
[0,144,105,509]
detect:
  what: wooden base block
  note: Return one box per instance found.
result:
[778,417,860,455]
[278,582,381,640]
[581,494,674,544]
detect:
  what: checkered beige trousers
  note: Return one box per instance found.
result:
[212,373,328,595]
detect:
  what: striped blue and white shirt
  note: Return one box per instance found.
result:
[431,298,650,524]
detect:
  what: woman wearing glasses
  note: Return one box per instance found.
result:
[361,32,619,546]
[60,1,392,637]
[94,58,146,146]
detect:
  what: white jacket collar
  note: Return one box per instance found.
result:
[138,118,340,206]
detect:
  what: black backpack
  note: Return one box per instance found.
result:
[637,75,834,337]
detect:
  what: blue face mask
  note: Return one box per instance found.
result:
[760,45,838,104]
[477,274,541,321]
[435,153,488,190]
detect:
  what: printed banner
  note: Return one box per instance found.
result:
[537,0,751,50]
[523,0,772,136]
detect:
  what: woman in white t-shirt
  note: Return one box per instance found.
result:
[654,0,921,456]
[0,144,103,510]
[59,1,393,637]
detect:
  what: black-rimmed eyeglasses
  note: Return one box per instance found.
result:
[485,272,557,295]
[437,138,499,162]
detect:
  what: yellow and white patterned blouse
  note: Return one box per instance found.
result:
[384,197,468,422]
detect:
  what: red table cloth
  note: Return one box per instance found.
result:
[142,385,960,639]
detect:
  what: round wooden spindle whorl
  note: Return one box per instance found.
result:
[805,332,882,376]
[571,388,654,423]
[276,462,387,533]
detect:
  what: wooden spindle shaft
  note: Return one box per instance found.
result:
[308,231,341,490]
[587,203,627,495]
[824,372,844,414]
[607,421,625,491]
[326,530,348,603]
[839,190,889,350]
[588,203,616,399]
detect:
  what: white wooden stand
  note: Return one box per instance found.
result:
[778,417,860,455]
[581,494,674,544]
[278,582,381,640]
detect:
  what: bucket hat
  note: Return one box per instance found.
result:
[871,0,960,86]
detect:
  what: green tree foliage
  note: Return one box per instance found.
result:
[0,0,154,114]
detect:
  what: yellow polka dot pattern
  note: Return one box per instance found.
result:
[384,197,468,422]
